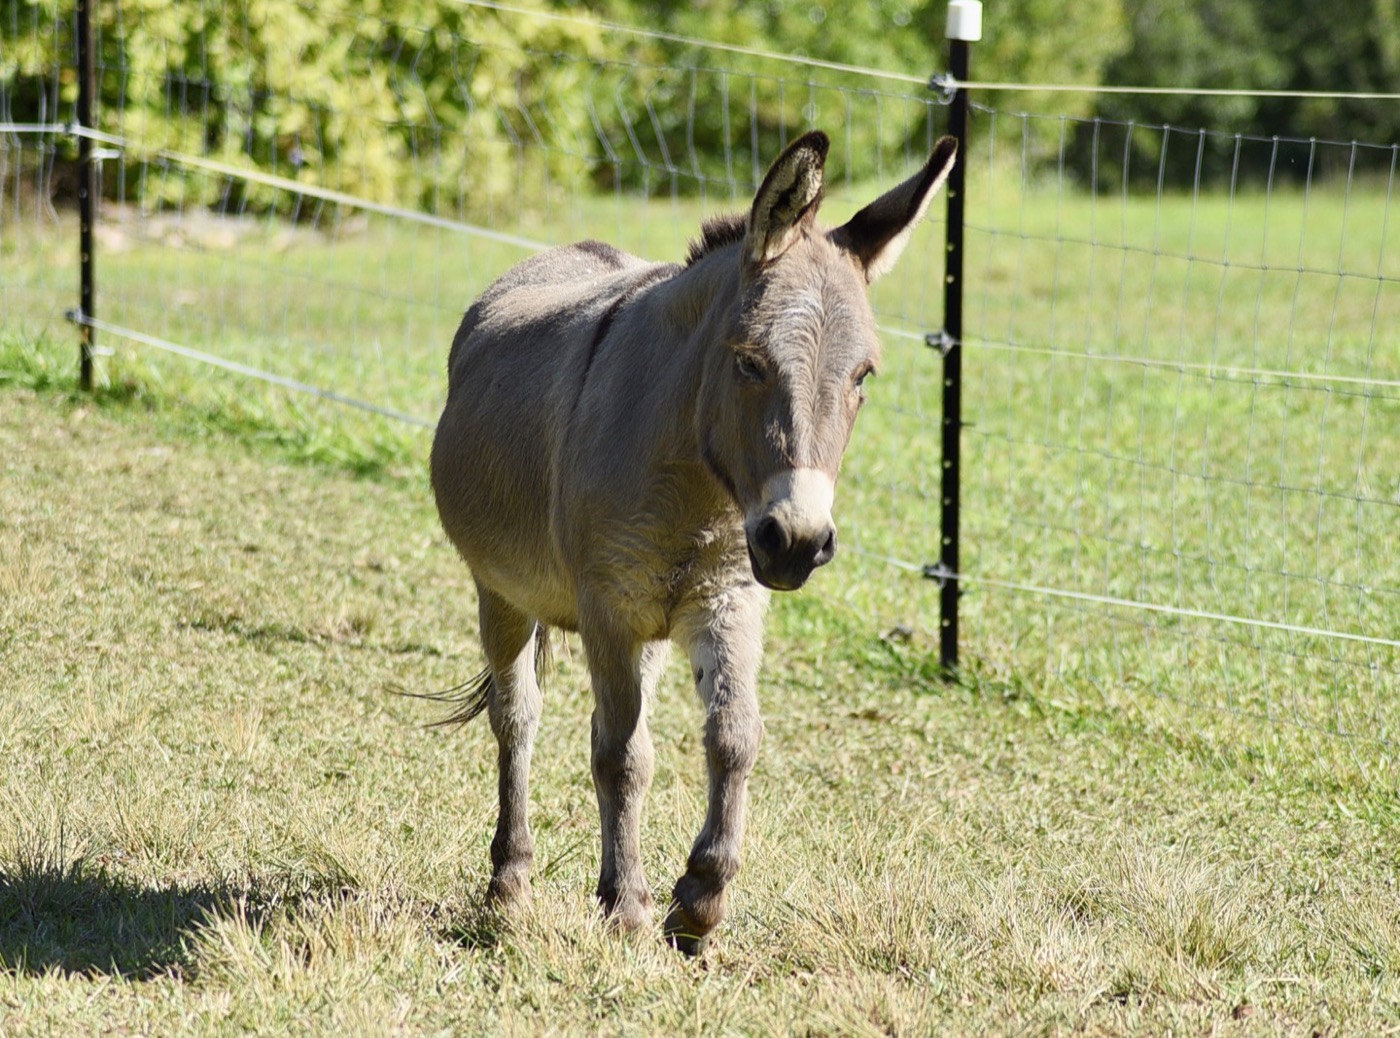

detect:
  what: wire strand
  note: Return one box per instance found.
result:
[0,122,70,133]
[70,314,437,428]
[448,0,930,86]
[60,126,555,251]
[948,79,1400,100]
[875,325,1400,393]
[958,573,1400,650]
[850,544,1400,652]
[147,147,553,252]
[451,2,1400,102]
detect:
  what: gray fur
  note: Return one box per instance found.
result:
[429,129,957,953]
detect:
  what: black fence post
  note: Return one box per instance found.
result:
[75,0,97,390]
[934,0,980,676]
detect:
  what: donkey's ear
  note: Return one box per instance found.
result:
[745,130,829,266]
[830,135,958,284]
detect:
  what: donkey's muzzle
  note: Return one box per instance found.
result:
[748,515,838,591]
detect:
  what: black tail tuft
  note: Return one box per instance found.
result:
[534,623,552,680]
[390,669,493,728]
[390,623,551,729]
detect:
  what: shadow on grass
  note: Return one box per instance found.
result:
[442,899,511,952]
[0,858,230,979]
[0,851,505,980]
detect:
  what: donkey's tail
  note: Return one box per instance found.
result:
[392,623,551,729]
[534,622,552,680]
[400,668,493,728]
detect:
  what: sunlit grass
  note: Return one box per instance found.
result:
[4,171,1398,748]
[2,385,1399,1034]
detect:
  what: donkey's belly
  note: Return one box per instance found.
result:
[468,553,580,631]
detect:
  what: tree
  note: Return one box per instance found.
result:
[1255,0,1400,149]
[0,0,606,215]
[1076,0,1285,187]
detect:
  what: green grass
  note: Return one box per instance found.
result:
[2,175,1399,1033]
[3,370,1400,1035]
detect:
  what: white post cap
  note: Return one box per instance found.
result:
[946,0,983,41]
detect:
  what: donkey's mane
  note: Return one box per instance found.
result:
[685,213,747,267]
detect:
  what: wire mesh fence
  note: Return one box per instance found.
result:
[3,0,950,421]
[2,1,1397,764]
[958,106,1399,753]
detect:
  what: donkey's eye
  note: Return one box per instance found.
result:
[735,353,767,384]
[853,367,874,391]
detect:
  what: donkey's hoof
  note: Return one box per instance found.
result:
[607,902,654,935]
[485,868,533,912]
[662,905,712,957]
[599,887,655,934]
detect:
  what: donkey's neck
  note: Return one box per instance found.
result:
[665,241,744,343]
[619,244,746,512]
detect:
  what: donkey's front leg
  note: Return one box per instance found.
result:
[665,597,766,955]
[583,625,666,932]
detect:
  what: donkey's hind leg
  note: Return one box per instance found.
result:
[478,583,544,910]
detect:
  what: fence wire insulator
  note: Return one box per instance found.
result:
[928,72,958,105]
[926,329,958,355]
[922,562,955,588]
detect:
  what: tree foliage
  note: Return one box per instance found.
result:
[1085,0,1399,185]
[1,0,1395,209]
[574,1,950,192]
[1,0,605,213]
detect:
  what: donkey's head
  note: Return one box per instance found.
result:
[698,130,958,591]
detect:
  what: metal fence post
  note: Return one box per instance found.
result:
[935,0,980,675]
[75,0,97,390]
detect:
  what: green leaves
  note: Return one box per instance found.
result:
[2,0,605,216]
[3,0,1395,213]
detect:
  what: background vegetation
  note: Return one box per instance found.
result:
[4,0,1398,213]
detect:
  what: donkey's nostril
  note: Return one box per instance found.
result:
[754,515,789,558]
[813,525,838,567]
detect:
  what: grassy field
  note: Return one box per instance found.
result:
[3,373,1400,1036]
[2,168,1399,1032]
[6,162,1394,736]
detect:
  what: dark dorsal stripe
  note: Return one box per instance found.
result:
[585,262,683,374]
[575,239,629,269]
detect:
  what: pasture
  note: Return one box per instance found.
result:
[1,176,1398,1033]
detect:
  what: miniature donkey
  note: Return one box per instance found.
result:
[429,130,957,953]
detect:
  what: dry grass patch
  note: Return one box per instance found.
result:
[1,384,1399,1035]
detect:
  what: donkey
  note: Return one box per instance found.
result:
[429,129,956,954]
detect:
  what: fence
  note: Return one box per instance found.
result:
[3,1,1397,766]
